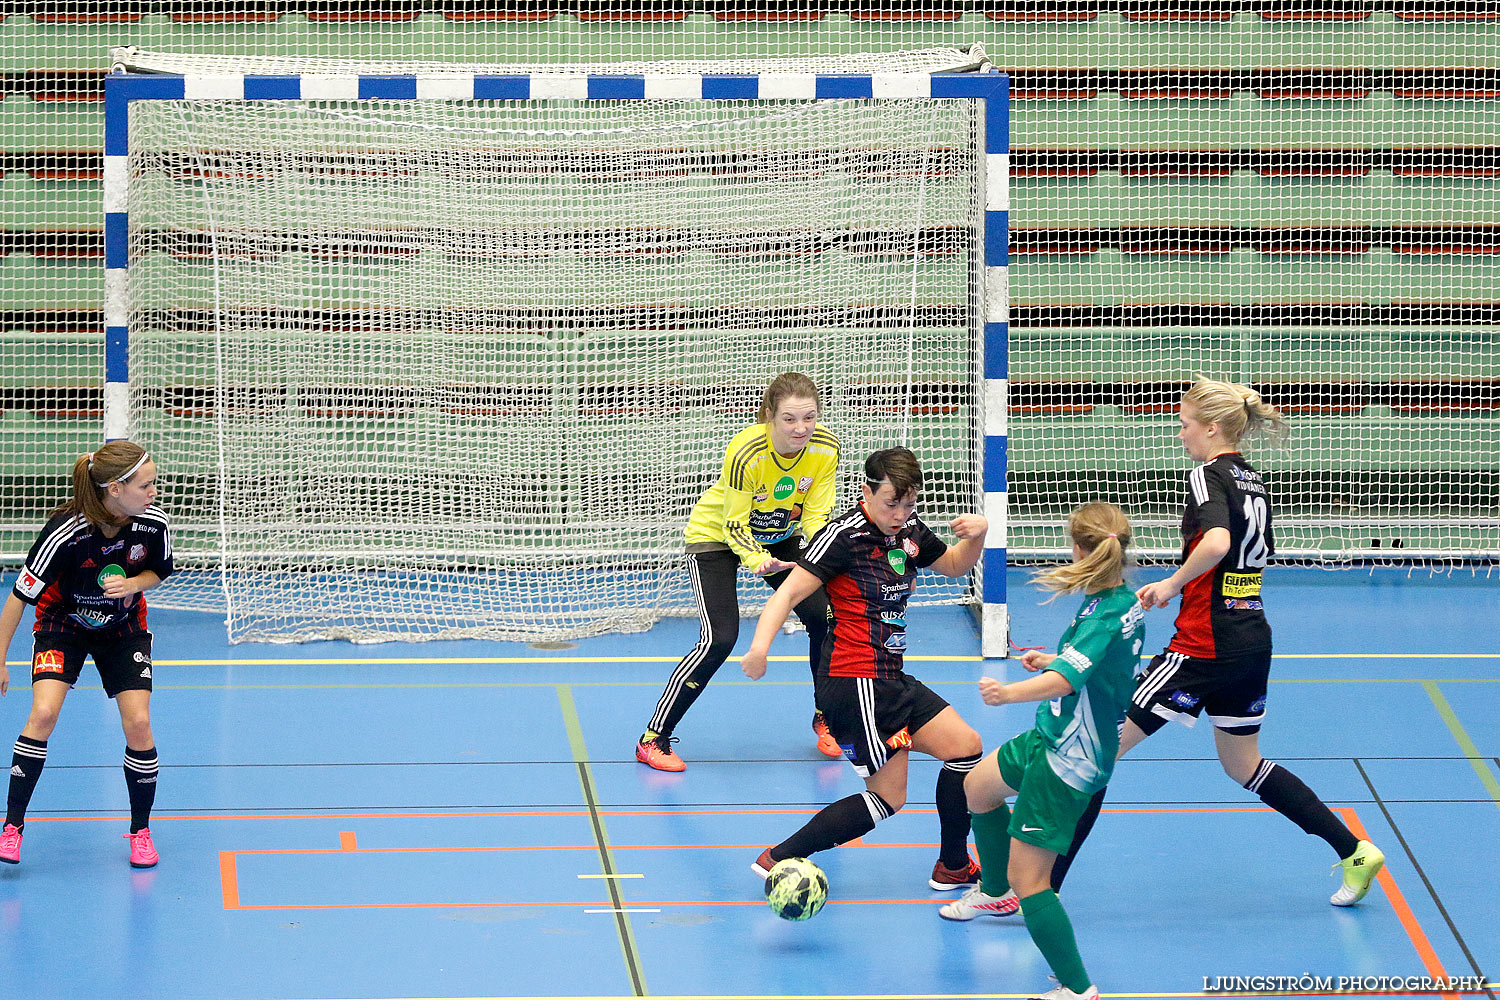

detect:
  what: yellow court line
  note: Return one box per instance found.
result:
[1422,680,1500,810]
[6,652,1499,669]
[20,678,1500,693]
[251,992,1499,1000]
[34,678,1500,693]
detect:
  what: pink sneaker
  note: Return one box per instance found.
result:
[124,828,158,868]
[0,823,21,864]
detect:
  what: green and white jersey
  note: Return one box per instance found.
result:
[1035,584,1145,794]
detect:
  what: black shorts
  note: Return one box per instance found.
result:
[815,672,950,778]
[1127,647,1271,736]
[31,631,154,699]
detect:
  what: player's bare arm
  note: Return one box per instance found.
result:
[741,565,823,679]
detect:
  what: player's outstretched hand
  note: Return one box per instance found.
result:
[755,558,796,577]
[978,675,1010,705]
[741,650,768,680]
[1136,578,1181,609]
[1020,649,1055,673]
[949,513,988,541]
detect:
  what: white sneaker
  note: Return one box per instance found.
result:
[1029,985,1099,1000]
[937,884,1020,921]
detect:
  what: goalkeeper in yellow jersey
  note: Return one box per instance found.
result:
[636,373,841,771]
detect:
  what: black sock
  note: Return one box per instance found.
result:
[937,753,982,867]
[1245,760,1359,859]
[1050,787,1106,891]
[124,746,158,833]
[773,791,894,862]
[7,736,47,829]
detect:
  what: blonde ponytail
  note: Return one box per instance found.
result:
[1033,502,1132,600]
[1182,376,1290,449]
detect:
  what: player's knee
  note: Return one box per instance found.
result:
[962,767,1003,814]
[873,786,906,813]
[953,726,982,759]
[1007,856,1051,898]
[1220,753,1259,786]
[703,633,737,664]
[25,705,60,736]
[120,710,153,743]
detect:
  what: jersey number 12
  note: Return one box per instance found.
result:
[1239,495,1269,569]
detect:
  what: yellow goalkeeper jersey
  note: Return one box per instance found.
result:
[684,423,841,572]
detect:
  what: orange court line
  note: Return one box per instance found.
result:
[28,805,1275,824]
[215,796,1471,1000]
[222,841,941,857]
[227,828,1288,857]
[219,851,240,910]
[1339,808,1458,1000]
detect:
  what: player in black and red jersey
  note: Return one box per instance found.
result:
[0,441,173,869]
[1050,377,1384,907]
[739,447,989,891]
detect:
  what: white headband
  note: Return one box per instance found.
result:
[111,452,151,485]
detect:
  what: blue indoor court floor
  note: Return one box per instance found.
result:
[0,567,1496,1000]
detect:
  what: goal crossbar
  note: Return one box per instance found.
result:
[103,67,1012,653]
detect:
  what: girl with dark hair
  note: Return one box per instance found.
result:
[0,441,173,868]
[741,447,990,891]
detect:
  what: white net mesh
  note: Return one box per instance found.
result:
[124,92,986,642]
[112,43,990,77]
[2,7,1497,615]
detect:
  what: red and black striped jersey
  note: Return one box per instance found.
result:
[798,502,947,679]
[12,508,174,637]
[1168,453,1274,658]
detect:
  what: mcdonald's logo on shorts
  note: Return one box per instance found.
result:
[884,727,912,751]
[32,649,65,675]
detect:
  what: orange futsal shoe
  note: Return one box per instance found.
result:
[811,712,841,758]
[635,733,685,772]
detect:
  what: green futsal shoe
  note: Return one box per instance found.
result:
[1330,840,1384,906]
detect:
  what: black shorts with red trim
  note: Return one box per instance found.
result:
[31,631,154,699]
[814,671,949,778]
[1127,647,1271,736]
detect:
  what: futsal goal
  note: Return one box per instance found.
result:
[106,48,1012,650]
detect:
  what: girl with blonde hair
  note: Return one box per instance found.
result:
[1051,377,1383,908]
[938,502,1144,1000]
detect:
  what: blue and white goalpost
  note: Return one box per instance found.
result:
[103,55,1009,650]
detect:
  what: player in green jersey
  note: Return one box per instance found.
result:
[939,502,1144,1000]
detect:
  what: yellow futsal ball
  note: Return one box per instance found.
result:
[764,857,828,921]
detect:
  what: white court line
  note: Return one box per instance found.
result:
[584,907,660,913]
[578,873,644,879]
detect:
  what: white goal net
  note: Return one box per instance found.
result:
[117,55,992,643]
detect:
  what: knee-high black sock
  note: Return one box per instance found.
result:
[1245,760,1359,859]
[772,791,894,862]
[7,736,47,829]
[1050,786,1106,891]
[123,746,158,833]
[937,753,982,867]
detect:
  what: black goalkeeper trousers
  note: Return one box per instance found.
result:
[646,541,828,738]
